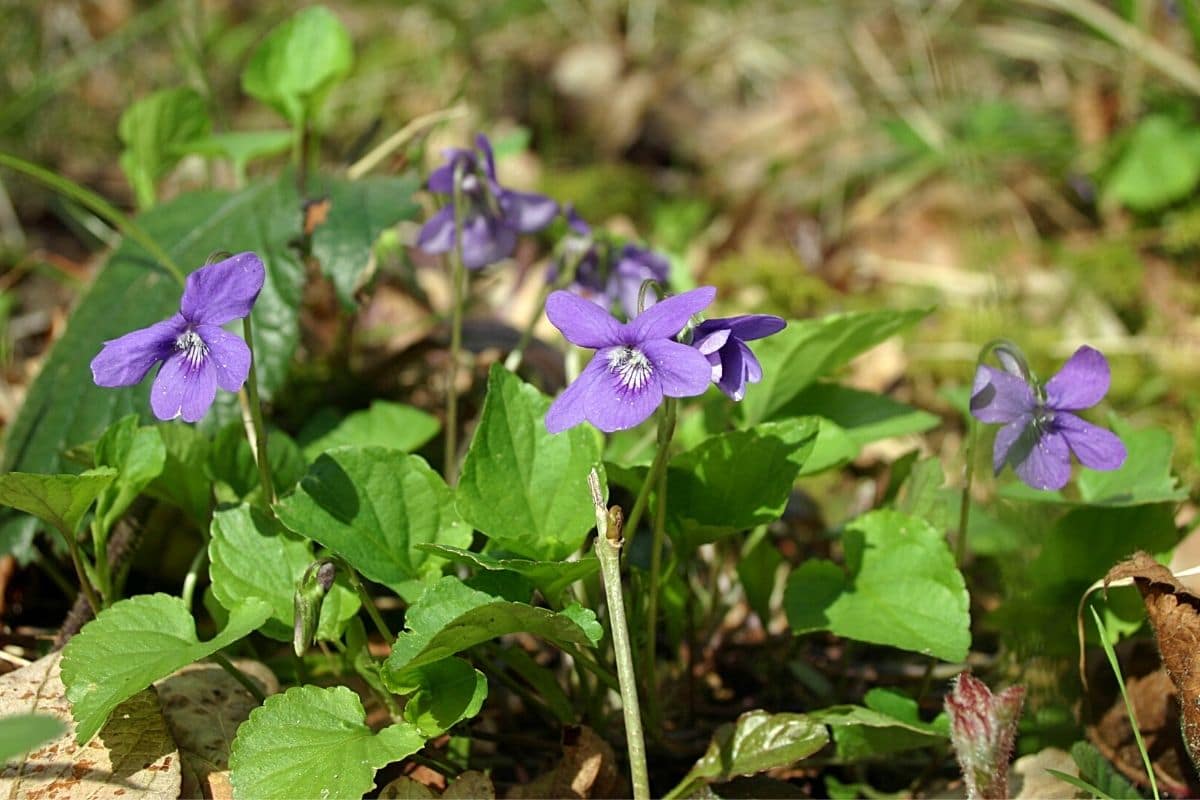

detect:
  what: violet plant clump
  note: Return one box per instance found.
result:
[90,252,265,423]
[969,344,1126,490]
[416,133,558,269]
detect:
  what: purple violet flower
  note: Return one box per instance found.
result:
[693,315,786,401]
[553,208,671,319]
[416,134,558,269]
[970,345,1126,490]
[545,287,716,433]
[90,252,265,423]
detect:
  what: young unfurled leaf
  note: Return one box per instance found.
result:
[209,504,359,644]
[300,400,439,461]
[458,365,604,561]
[0,468,117,537]
[229,685,425,800]
[382,577,602,690]
[945,672,1025,800]
[241,5,354,128]
[669,710,830,798]
[785,509,970,662]
[118,87,212,209]
[60,593,271,744]
[275,446,469,599]
[92,415,166,537]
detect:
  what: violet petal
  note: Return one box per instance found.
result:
[461,214,518,269]
[151,351,218,423]
[1055,411,1127,471]
[545,354,607,434]
[1012,429,1071,491]
[501,190,559,233]
[695,328,731,356]
[627,286,716,342]
[197,324,252,393]
[90,314,186,387]
[1045,345,1110,411]
[180,252,266,326]
[546,290,623,348]
[720,314,788,341]
[970,365,1035,424]
[739,341,763,384]
[584,362,664,432]
[642,339,712,398]
[992,419,1026,476]
[416,205,456,253]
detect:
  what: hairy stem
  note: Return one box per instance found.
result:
[241,315,275,506]
[345,565,394,645]
[444,160,469,485]
[589,469,651,800]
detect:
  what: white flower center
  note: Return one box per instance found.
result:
[175,329,208,367]
[607,346,653,391]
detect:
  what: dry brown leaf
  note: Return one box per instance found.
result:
[505,726,621,799]
[0,652,181,799]
[153,660,277,800]
[378,776,437,799]
[1011,748,1077,799]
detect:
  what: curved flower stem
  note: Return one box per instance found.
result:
[342,560,394,645]
[642,409,674,728]
[210,652,266,704]
[181,542,209,609]
[444,161,469,485]
[240,315,275,506]
[957,337,1027,566]
[63,528,102,616]
[0,152,186,285]
[623,398,678,556]
[588,470,651,800]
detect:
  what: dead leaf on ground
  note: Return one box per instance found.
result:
[1092,552,1200,794]
[505,726,621,799]
[153,659,278,800]
[1011,747,1077,799]
[379,770,495,800]
[0,652,181,799]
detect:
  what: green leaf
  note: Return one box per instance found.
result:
[739,531,784,623]
[0,714,66,763]
[118,87,212,208]
[399,657,488,736]
[457,365,604,560]
[179,130,294,182]
[92,415,166,536]
[241,6,354,128]
[275,446,469,599]
[1070,740,1143,800]
[145,422,212,527]
[739,308,931,425]
[417,544,598,606]
[209,503,359,642]
[208,422,306,501]
[667,418,818,548]
[60,593,271,744]
[1076,419,1185,506]
[1105,115,1200,212]
[785,509,970,661]
[672,710,830,797]
[0,468,117,536]
[311,175,421,308]
[301,401,440,461]
[382,577,602,688]
[229,685,425,800]
[796,418,860,476]
[807,689,947,761]
[780,384,939,447]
